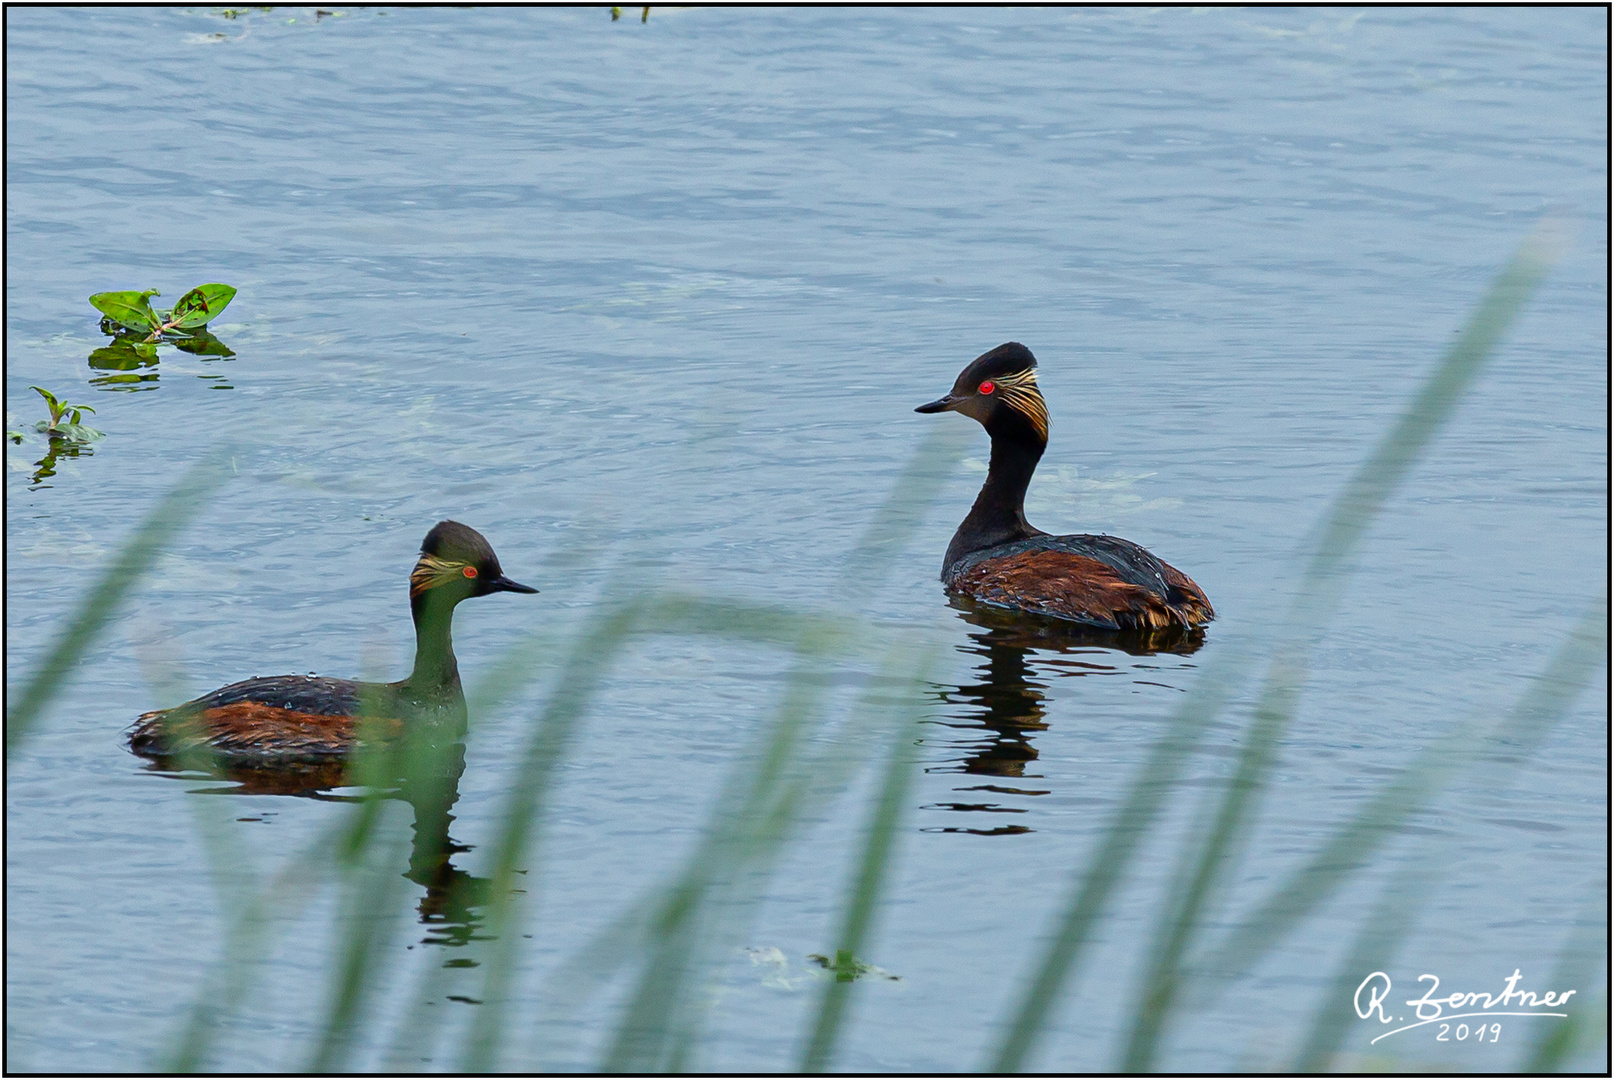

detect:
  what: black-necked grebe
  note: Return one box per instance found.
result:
[916,343,1213,631]
[128,520,537,763]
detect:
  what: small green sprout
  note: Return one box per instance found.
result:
[29,386,105,444]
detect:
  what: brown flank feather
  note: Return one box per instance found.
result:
[129,702,403,761]
[953,548,1214,631]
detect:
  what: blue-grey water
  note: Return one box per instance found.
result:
[6,7,1606,1073]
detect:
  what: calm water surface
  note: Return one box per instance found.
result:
[6,7,1606,1072]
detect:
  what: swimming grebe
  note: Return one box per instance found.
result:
[916,343,1213,631]
[128,520,537,762]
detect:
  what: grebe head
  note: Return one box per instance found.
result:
[915,342,1048,445]
[409,520,538,602]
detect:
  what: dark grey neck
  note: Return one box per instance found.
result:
[403,591,462,696]
[943,432,1046,574]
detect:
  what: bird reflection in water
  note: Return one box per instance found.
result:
[138,734,491,953]
[923,598,1205,836]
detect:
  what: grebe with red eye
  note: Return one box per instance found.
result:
[128,520,538,763]
[916,343,1213,631]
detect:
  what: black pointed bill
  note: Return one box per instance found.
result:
[487,574,539,594]
[915,394,961,414]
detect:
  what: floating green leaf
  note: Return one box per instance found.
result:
[87,340,163,391]
[88,339,162,371]
[166,284,237,329]
[169,327,236,358]
[89,289,161,332]
[41,422,106,443]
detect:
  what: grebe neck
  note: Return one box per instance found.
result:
[405,591,461,694]
[944,429,1045,571]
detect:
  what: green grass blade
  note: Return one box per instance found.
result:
[599,640,839,1072]
[590,604,925,1072]
[378,542,607,1070]
[1201,596,1607,988]
[1286,598,1605,1070]
[1116,661,1302,1071]
[1522,892,1608,1074]
[7,452,231,753]
[161,830,336,1072]
[1114,218,1569,1072]
[801,690,923,1071]
[377,629,566,1071]
[1294,217,1571,598]
[1289,857,1437,1071]
[457,591,855,1071]
[521,895,661,1068]
[467,426,957,1070]
[838,422,970,599]
[305,722,421,1072]
[986,654,1246,1072]
[522,641,903,1071]
[455,597,645,1071]
[1527,988,1609,1076]
[991,218,1567,1073]
[305,820,415,1072]
[657,650,937,1074]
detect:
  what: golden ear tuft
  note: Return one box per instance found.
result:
[994,368,1048,441]
[411,554,471,597]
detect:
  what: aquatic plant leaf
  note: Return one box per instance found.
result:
[169,327,236,358]
[88,339,162,370]
[29,385,66,425]
[167,283,237,328]
[90,289,161,331]
[42,422,106,444]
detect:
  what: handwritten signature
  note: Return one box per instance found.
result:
[1355,970,1574,1044]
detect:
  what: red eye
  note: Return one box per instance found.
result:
[463,566,478,579]
[978,380,995,395]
